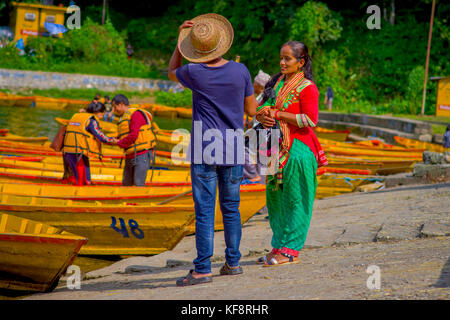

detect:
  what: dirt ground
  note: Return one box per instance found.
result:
[23,182,450,300]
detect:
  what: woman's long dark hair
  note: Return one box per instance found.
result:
[260,41,314,105]
[86,102,106,114]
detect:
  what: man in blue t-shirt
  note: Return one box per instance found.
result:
[168,14,257,286]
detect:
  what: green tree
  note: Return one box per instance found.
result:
[406,66,425,114]
[290,1,342,53]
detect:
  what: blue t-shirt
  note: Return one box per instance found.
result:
[176,61,254,165]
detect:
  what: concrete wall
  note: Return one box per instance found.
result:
[0,68,182,93]
[318,112,433,144]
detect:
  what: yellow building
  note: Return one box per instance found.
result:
[430,76,450,117]
[10,1,67,43]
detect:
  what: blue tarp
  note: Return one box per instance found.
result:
[44,22,68,35]
[15,38,24,50]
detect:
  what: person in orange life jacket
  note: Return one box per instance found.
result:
[110,94,156,186]
[62,102,115,186]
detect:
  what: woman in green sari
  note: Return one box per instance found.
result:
[256,41,328,266]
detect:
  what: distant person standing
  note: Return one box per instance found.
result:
[324,86,334,111]
[127,44,134,60]
[102,95,115,123]
[443,125,450,149]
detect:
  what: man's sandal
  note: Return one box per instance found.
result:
[263,253,299,267]
[219,263,243,275]
[176,270,212,286]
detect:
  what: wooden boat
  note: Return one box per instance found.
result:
[325,155,417,175]
[62,99,90,110]
[13,96,36,108]
[151,104,178,119]
[0,95,18,107]
[175,107,193,119]
[0,181,267,236]
[0,193,195,255]
[0,212,87,292]
[34,96,68,110]
[394,136,449,153]
[0,134,49,145]
[0,165,191,186]
[326,159,382,174]
[320,138,425,153]
[324,145,423,160]
[155,133,189,153]
[314,127,351,142]
[317,173,383,189]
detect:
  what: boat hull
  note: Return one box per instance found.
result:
[0,213,87,292]
[0,194,196,256]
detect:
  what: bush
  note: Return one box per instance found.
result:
[0,18,160,79]
[154,89,192,107]
[406,66,425,115]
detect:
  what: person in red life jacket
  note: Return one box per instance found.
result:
[62,102,115,185]
[110,94,156,186]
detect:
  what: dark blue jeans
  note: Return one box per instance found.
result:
[122,151,154,186]
[191,164,243,274]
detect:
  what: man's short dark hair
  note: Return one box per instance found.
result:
[112,94,129,106]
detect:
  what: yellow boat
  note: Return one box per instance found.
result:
[0,212,87,292]
[317,173,383,189]
[0,134,49,145]
[324,145,423,160]
[0,164,190,185]
[0,193,195,255]
[326,159,382,174]
[320,138,425,153]
[0,181,267,236]
[314,127,350,142]
[34,96,68,110]
[175,107,193,119]
[326,155,417,175]
[0,95,18,107]
[394,136,449,153]
[151,104,178,119]
[13,96,36,108]
[62,99,90,110]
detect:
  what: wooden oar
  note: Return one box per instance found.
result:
[157,189,192,205]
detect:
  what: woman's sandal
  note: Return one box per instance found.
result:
[219,263,243,275]
[263,253,299,267]
[176,270,213,286]
[256,252,275,264]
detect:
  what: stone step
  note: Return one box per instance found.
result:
[319,112,432,135]
[317,119,418,144]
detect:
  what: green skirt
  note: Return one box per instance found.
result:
[266,139,318,254]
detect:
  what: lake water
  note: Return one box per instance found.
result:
[0,105,192,139]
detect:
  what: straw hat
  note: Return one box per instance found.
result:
[178,13,234,63]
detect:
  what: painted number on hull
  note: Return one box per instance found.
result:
[110,217,144,239]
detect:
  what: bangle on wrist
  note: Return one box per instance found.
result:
[274,110,280,120]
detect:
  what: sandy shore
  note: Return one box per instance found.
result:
[24,182,450,300]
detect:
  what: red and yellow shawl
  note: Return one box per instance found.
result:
[256,71,328,184]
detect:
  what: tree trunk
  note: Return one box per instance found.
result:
[389,0,395,25]
[102,0,107,25]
